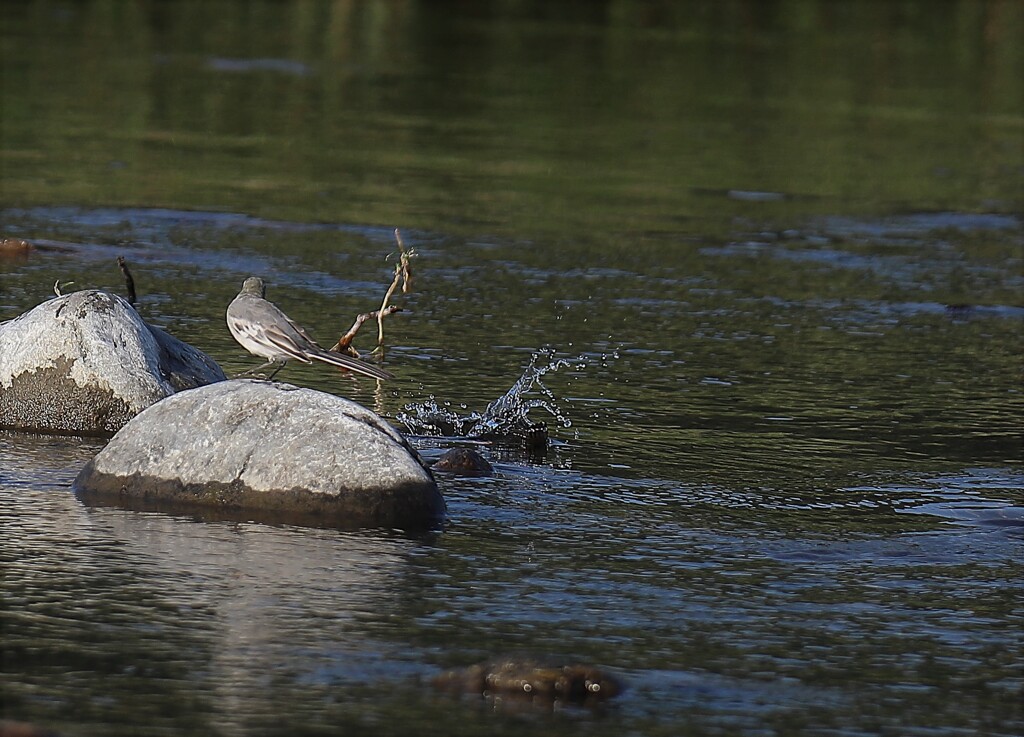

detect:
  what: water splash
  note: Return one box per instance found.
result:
[473,349,575,435]
[394,397,475,438]
[395,349,579,449]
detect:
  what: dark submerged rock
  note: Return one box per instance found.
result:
[74,379,444,531]
[432,447,494,477]
[0,290,225,435]
[432,658,624,703]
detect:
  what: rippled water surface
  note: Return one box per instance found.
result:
[2,2,1023,736]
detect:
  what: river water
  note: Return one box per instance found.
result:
[1,2,1022,736]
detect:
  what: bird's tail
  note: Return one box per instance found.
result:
[308,347,394,381]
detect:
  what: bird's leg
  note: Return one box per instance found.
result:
[234,359,284,379]
[265,358,287,380]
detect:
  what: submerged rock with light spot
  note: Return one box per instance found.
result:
[431,658,624,703]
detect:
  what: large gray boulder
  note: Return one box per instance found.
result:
[74,380,444,530]
[0,290,226,434]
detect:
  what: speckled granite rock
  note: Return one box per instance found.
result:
[0,290,225,435]
[74,379,444,530]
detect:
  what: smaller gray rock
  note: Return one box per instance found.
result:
[74,380,444,530]
[432,447,494,477]
[0,290,225,435]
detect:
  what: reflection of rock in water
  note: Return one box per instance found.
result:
[397,350,576,459]
[432,657,624,704]
[96,512,415,725]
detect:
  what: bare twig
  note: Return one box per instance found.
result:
[53,280,74,297]
[374,228,415,350]
[328,228,415,358]
[376,271,402,348]
[117,256,137,306]
[330,305,403,354]
[394,228,413,294]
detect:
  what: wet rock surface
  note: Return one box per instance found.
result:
[0,290,225,435]
[431,658,624,703]
[74,379,444,530]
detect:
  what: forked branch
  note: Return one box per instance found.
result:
[329,228,415,357]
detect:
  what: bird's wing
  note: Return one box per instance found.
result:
[243,299,315,363]
[258,323,315,363]
[227,305,300,363]
[283,313,320,347]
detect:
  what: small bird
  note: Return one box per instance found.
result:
[226,276,393,381]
